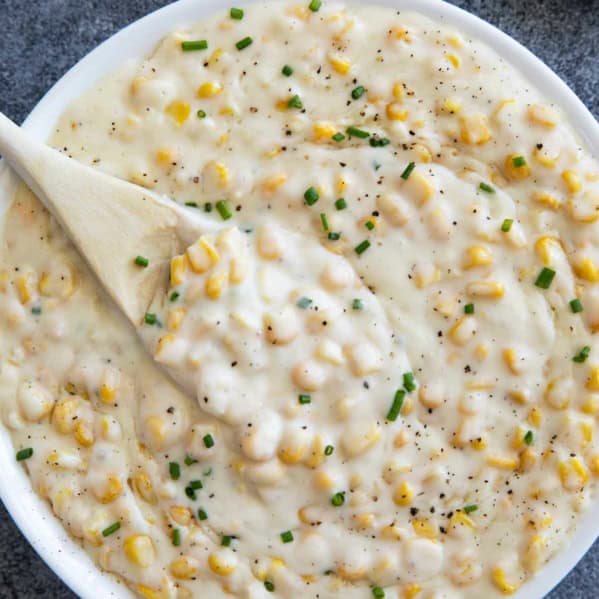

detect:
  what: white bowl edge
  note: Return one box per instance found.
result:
[0,1,598,598]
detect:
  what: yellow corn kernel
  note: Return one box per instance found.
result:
[580,420,593,449]
[391,81,404,100]
[207,47,224,67]
[486,455,519,470]
[336,176,348,194]
[394,429,410,448]
[74,420,94,447]
[167,308,186,332]
[403,171,435,205]
[508,389,530,405]
[411,518,437,539]
[527,104,558,128]
[96,474,123,504]
[573,257,599,282]
[475,344,489,361]
[523,534,545,572]
[449,511,476,530]
[205,270,227,300]
[463,245,493,269]
[328,54,351,74]
[534,235,561,265]
[582,396,599,414]
[169,505,192,526]
[460,114,491,145]
[155,148,175,164]
[145,414,167,445]
[389,26,412,43]
[559,456,589,490]
[386,102,409,121]
[208,552,236,576]
[393,481,414,506]
[470,436,488,450]
[504,154,531,180]
[446,53,460,68]
[502,349,521,375]
[492,567,519,595]
[448,33,464,48]
[441,97,462,115]
[533,190,562,210]
[170,254,188,286]
[130,76,149,95]
[353,512,375,529]
[403,583,422,599]
[132,472,156,504]
[448,316,476,346]
[187,236,220,274]
[15,274,33,305]
[466,281,505,298]
[124,535,156,568]
[261,173,288,192]
[532,147,558,168]
[313,121,336,141]
[588,454,599,476]
[304,435,326,469]
[229,257,248,285]
[288,4,309,19]
[278,441,308,465]
[52,397,79,434]
[562,170,582,193]
[197,81,222,98]
[165,100,191,125]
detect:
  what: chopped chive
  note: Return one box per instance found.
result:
[570,298,583,313]
[308,0,322,11]
[280,530,294,543]
[403,371,416,392]
[198,508,208,520]
[479,182,495,193]
[352,298,363,310]
[365,220,375,231]
[463,504,478,514]
[304,186,320,206]
[324,445,334,456]
[523,430,534,446]
[386,389,405,421]
[327,232,341,241]
[181,40,208,51]
[354,240,371,255]
[134,255,149,268]
[288,94,303,109]
[230,7,244,19]
[185,486,197,500]
[236,36,253,51]
[169,462,181,480]
[102,522,120,537]
[184,454,197,466]
[400,162,416,180]
[335,197,347,210]
[372,587,385,599]
[189,480,203,490]
[369,136,390,148]
[31,306,42,315]
[221,535,232,547]
[573,345,591,363]
[512,155,527,168]
[351,85,366,100]
[297,296,313,309]
[331,491,345,507]
[332,132,345,143]
[170,291,180,302]
[464,303,475,314]
[203,467,213,477]
[320,213,329,231]
[346,126,370,139]
[16,447,33,461]
[197,109,207,119]
[172,528,181,546]
[204,202,213,212]
[264,580,275,592]
[203,434,215,448]
[298,394,312,405]
[282,64,293,77]
[216,199,232,220]
[501,219,513,233]
[185,201,199,208]
[535,267,556,289]
[144,313,158,325]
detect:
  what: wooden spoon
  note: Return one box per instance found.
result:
[0,111,212,324]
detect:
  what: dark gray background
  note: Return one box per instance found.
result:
[0,0,597,597]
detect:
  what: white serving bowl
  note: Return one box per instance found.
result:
[0,1,597,597]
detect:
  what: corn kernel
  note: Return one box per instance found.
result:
[124,535,156,568]
[328,54,351,75]
[386,102,409,121]
[448,316,477,346]
[533,146,558,168]
[504,154,531,180]
[466,281,505,298]
[205,270,227,300]
[165,100,191,125]
[393,481,414,506]
[197,81,223,98]
[15,274,33,305]
[95,474,123,504]
[74,420,94,447]
[412,518,437,539]
[132,472,156,504]
[460,114,491,145]
[559,456,589,490]
[562,170,582,193]
[187,237,220,274]
[486,455,519,470]
[170,254,188,286]
[573,257,599,282]
[463,245,493,269]
[527,104,558,128]
[492,567,519,595]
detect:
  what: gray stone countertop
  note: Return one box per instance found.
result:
[0,0,597,597]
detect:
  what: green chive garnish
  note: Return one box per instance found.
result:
[570,298,583,313]
[479,182,495,193]
[501,218,513,232]
[327,232,341,241]
[221,535,232,547]
[346,126,370,139]
[230,7,244,19]
[331,492,345,507]
[102,522,120,537]
[16,448,33,461]
[282,64,293,77]
[197,109,207,119]
[236,36,253,50]
[189,480,203,490]
[320,213,329,231]
[297,296,312,309]
[288,94,303,109]
[523,430,534,446]
[332,132,345,143]
[181,40,208,51]
[535,267,556,289]
[354,240,371,255]
[400,162,416,180]
[170,291,180,302]
[185,202,198,208]
[369,136,390,148]
[198,508,208,520]
[308,0,322,11]
[264,580,275,592]
[573,345,591,363]
[335,198,347,210]
[31,306,42,315]
[134,255,149,268]
[169,462,181,480]
[365,220,375,231]
[216,199,232,220]
[386,389,405,421]
[512,155,527,168]
[184,454,197,466]
[298,394,311,405]
[280,530,294,543]
[204,202,213,212]
[403,372,416,392]
[144,313,158,325]
[203,434,215,448]
[351,85,366,100]
[372,587,385,599]
[304,186,320,206]
[185,486,197,500]
[324,445,334,456]
[463,504,478,514]
[352,298,363,310]
[172,529,181,546]
[464,303,475,314]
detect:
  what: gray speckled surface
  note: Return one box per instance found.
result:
[0,0,598,597]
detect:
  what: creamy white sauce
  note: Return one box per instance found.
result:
[1,2,599,598]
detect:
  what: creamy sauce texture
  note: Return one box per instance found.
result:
[1,3,599,598]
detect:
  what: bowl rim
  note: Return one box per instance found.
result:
[1,1,598,598]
